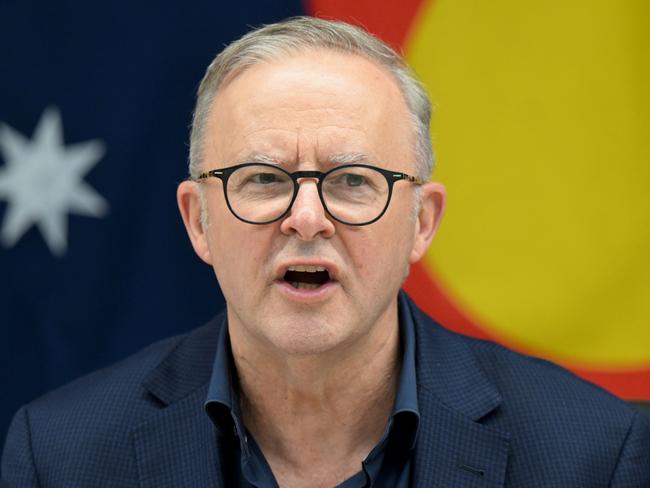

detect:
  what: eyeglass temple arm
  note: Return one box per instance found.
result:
[193,170,224,182]
[394,173,425,185]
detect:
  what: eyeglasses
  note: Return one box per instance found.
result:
[193,162,424,226]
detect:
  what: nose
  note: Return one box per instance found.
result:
[279,179,335,240]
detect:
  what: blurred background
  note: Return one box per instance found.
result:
[1,0,648,443]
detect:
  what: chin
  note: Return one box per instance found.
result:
[272,340,340,357]
[261,317,359,357]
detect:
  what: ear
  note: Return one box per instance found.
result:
[177,180,213,265]
[410,181,446,263]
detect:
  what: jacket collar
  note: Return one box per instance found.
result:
[133,315,227,487]
[402,292,511,486]
[402,292,502,421]
[141,316,223,406]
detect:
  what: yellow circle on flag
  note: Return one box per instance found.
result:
[408,0,650,367]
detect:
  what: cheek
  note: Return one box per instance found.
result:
[361,221,414,277]
[348,230,409,284]
[207,219,276,291]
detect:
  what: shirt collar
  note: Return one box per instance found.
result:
[204,317,247,446]
[205,291,420,450]
[389,290,420,450]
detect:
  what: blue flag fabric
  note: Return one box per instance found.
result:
[0,0,304,443]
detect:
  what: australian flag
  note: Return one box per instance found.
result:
[0,0,306,444]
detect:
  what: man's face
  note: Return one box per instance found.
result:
[179,49,444,356]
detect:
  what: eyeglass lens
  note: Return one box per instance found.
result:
[225,164,389,224]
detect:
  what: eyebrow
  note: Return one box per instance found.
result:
[239,153,284,165]
[327,152,374,166]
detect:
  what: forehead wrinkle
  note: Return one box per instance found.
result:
[313,126,376,168]
[296,127,302,167]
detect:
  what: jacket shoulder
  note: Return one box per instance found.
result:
[28,316,220,425]
[408,297,650,485]
[463,335,650,484]
[465,334,636,420]
[30,330,185,415]
[408,294,636,421]
[2,318,221,485]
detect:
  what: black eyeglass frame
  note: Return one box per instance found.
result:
[193,162,425,226]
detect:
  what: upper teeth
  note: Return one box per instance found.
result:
[287,265,326,273]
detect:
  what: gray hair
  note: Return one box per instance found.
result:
[188,16,434,182]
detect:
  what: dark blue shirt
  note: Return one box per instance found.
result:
[205,295,419,487]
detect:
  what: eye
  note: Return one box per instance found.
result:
[328,172,368,187]
[249,173,279,184]
[344,173,366,187]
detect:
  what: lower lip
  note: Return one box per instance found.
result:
[275,280,338,302]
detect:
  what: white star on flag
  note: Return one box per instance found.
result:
[0,107,108,256]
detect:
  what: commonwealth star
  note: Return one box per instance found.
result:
[0,107,108,256]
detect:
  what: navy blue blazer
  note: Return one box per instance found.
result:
[3,294,650,487]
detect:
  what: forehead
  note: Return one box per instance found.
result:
[204,49,414,169]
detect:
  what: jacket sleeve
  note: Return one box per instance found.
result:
[609,410,650,487]
[1,406,40,487]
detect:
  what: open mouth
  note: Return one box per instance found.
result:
[283,266,331,290]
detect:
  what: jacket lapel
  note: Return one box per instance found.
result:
[131,316,229,487]
[131,385,224,487]
[404,295,510,487]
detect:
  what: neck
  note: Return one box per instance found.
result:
[228,303,402,475]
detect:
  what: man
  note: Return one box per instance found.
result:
[2,16,649,487]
